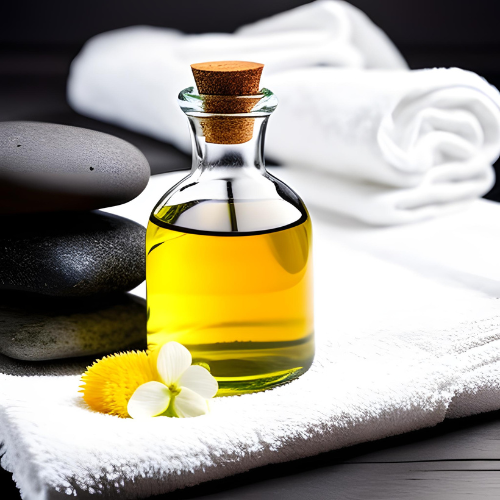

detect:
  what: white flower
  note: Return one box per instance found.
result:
[127,342,218,419]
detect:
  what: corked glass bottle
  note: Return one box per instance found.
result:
[146,61,314,395]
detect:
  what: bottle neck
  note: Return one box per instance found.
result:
[186,115,269,179]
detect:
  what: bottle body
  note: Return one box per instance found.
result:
[146,88,314,395]
[147,196,313,394]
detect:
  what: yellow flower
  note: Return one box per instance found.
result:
[80,350,158,418]
[80,342,218,419]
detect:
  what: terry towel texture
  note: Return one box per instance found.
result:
[1,173,500,499]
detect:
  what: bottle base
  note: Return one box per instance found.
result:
[148,336,315,396]
[185,336,315,396]
[215,365,311,396]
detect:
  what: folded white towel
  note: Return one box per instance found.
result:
[67,0,406,152]
[2,173,500,499]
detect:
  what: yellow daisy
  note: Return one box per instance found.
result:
[80,350,158,418]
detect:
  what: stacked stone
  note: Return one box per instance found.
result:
[0,122,150,374]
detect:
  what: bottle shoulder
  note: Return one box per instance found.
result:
[150,169,309,235]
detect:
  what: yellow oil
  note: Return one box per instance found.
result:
[146,206,314,395]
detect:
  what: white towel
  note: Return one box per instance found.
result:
[265,66,500,224]
[2,172,500,499]
[266,67,500,188]
[67,0,406,153]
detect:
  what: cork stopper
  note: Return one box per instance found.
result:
[191,61,264,144]
[191,61,263,95]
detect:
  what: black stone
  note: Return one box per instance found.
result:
[0,121,150,214]
[0,210,145,297]
[0,291,147,361]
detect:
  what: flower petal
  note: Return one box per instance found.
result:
[173,387,210,418]
[127,381,171,419]
[179,365,218,399]
[156,342,192,385]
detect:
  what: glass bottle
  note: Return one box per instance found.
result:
[146,73,314,395]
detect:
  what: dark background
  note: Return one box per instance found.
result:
[2,0,500,198]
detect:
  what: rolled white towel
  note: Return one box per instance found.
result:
[66,1,500,225]
[266,67,500,188]
[67,0,406,151]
